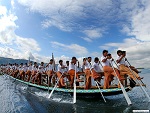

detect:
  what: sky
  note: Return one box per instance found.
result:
[0,0,150,68]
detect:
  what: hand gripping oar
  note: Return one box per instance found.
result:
[48,74,63,99]
[125,59,150,102]
[90,69,106,103]
[73,64,77,104]
[110,60,132,106]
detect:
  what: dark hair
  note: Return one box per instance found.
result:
[66,61,69,63]
[72,57,77,60]
[88,57,91,59]
[94,57,99,62]
[117,50,122,54]
[83,58,86,61]
[50,59,53,62]
[103,50,108,54]
[59,60,63,63]
[107,53,111,56]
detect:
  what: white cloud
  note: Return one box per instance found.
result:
[17,0,113,32]
[17,0,150,43]
[0,6,7,15]
[11,0,15,9]
[83,29,102,39]
[120,0,150,41]
[83,28,103,39]
[81,28,104,42]
[15,36,41,52]
[81,37,92,42]
[0,6,18,44]
[0,5,41,62]
[51,41,88,56]
[99,38,139,50]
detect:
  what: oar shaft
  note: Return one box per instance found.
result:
[48,74,63,99]
[95,81,106,103]
[126,64,150,102]
[125,58,145,85]
[73,64,77,104]
[110,61,132,105]
[90,69,106,103]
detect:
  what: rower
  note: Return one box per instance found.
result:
[33,62,45,85]
[18,63,23,79]
[101,50,122,89]
[56,60,68,87]
[83,57,92,89]
[31,62,38,83]
[9,64,13,76]
[6,63,11,74]
[26,61,32,82]
[91,57,103,83]
[68,57,79,88]
[46,59,55,86]
[116,50,143,87]
[20,63,28,80]
[13,64,19,78]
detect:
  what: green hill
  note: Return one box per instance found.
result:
[0,57,29,65]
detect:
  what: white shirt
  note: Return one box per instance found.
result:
[28,65,32,71]
[57,64,66,73]
[19,65,23,71]
[68,62,78,72]
[47,64,54,71]
[116,56,128,66]
[65,65,69,72]
[32,65,38,71]
[10,66,13,70]
[38,65,45,73]
[92,62,102,72]
[84,61,92,69]
[22,65,28,72]
[101,56,110,66]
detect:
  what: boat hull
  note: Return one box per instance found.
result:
[9,75,130,97]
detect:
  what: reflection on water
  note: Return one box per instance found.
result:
[0,69,150,113]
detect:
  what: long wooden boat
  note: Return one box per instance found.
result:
[9,75,130,97]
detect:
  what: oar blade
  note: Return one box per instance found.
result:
[120,83,132,105]
[73,81,76,104]
[48,89,54,99]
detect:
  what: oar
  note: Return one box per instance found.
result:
[95,81,106,102]
[125,58,145,86]
[99,61,103,68]
[48,75,50,93]
[110,60,132,106]
[90,69,106,103]
[114,60,137,88]
[73,64,77,104]
[125,59,150,102]
[48,74,63,99]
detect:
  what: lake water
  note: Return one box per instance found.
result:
[0,69,150,113]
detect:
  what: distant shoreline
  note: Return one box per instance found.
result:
[136,68,144,69]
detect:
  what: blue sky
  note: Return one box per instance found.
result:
[0,0,150,68]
